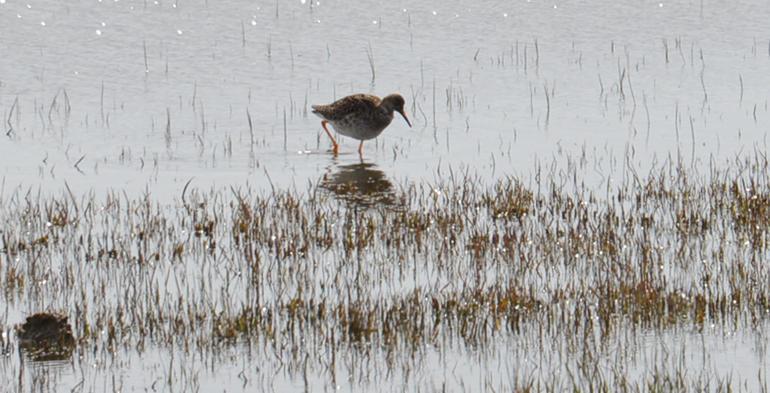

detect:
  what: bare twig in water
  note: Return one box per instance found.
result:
[544,81,551,126]
[74,155,86,174]
[63,181,79,215]
[247,109,254,155]
[143,40,149,73]
[699,49,708,106]
[6,96,18,137]
[366,43,376,83]
[165,108,172,150]
[181,177,194,210]
[432,79,436,130]
[100,81,105,124]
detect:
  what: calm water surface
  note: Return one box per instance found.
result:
[1,0,768,194]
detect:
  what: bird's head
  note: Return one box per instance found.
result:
[381,94,412,128]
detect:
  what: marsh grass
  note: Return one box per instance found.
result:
[1,153,770,391]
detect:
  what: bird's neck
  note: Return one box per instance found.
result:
[379,99,397,114]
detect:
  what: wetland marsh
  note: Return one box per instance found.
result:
[1,0,770,391]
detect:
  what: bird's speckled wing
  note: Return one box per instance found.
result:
[311,94,381,121]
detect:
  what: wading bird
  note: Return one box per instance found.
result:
[312,93,412,156]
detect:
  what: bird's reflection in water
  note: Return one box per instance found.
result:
[319,162,401,209]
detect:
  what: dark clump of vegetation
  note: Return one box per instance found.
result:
[15,312,75,361]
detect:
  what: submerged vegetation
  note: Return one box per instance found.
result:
[15,312,75,362]
[2,155,770,391]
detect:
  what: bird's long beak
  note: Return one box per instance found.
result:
[397,109,412,128]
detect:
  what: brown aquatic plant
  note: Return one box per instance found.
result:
[16,312,76,361]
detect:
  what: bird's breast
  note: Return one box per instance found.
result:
[331,111,393,140]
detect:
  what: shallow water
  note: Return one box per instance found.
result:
[2,0,770,391]
[5,325,768,392]
[1,0,769,195]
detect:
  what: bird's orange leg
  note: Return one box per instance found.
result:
[357,141,364,157]
[321,120,338,154]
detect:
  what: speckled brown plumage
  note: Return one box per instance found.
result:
[311,94,382,121]
[312,93,411,156]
